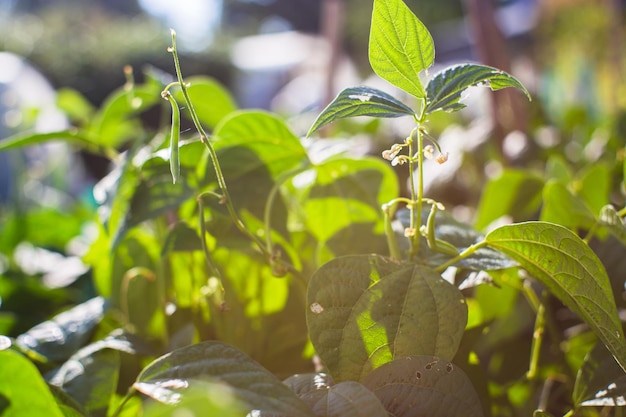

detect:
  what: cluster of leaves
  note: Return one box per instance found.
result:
[1,0,626,416]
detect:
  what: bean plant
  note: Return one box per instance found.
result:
[1,0,626,416]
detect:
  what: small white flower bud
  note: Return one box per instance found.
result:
[423,145,435,159]
[436,152,449,164]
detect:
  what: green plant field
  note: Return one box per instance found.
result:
[1,0,626,416]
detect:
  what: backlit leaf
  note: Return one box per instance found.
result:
[307,86,415,136]
[573,341,626,406]
[600,205,626,246]
[485,222,626,372]
[0,350,64,417]
[307,254,467,382]
[425,63,530,114]
[362,356,484,417]
[368,0,434,98]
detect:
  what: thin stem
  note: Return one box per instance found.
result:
[527,294,547,380]
[197,194,224,289]
[168,30,271,259]
[434,241,487,273]
[383,202,402,259]
[407,127,419,256]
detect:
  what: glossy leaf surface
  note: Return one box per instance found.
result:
[485,222,626,371]
[135,341,313,417]
[16,297,106,362]
[307,254,467,382]
[362,356,484,417]
[425,63,530,114]
[307,86,415,136]
[368,0,434,98]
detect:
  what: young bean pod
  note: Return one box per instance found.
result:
[162,90,180,184]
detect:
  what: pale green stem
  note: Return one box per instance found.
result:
[527,296,546,380]
[434,241,487,273]
[383,202,402,260]
[168,30,270,259]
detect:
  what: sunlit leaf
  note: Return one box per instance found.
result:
[135,341,313,417]
[485,222,626,372]
[474,169,544,231]
[425,63,530,114]
[362,356,484,417]
[173,76,237,129]
[0,350,64,417]
[0,129,111,157]
[540,180,597,231]
[368,0,434,98]
[307,254,467,382]
[307,86,415,136]
[16,297,106,363]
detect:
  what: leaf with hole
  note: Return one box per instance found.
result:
[368,0,434,98]
[362,356,484,417]
[485,222,626,372]
[307,86,415,136]
[425,63,530,114]
[307,254,467,382]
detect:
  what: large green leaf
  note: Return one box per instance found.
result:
[16,297,106,363]
[540,180,597,231]
[134,341,313,417]
[425,63,530,114]
[212,110,309,179]
[474,169,544,231]
[0,350,65,417]
[307,254,467,382]
[173,76,237,129]
[291,158,397,249]
[368,0,434,99]
[0,129,110,156]
[362,356,484,417]
[307,86,415,136]
[485,222,626,371]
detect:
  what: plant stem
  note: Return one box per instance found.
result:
[434,241,487,273]
[383,202,402,259]
[527,294,546,380]
[168,30,271,260]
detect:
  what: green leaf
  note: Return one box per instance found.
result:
[307,86,415,136]
[48,336,133,415]
[291,158,398,246]
[474,169,544,231]
[16,297,106,363]
[573,341,626,406]
[0,129,111,157]
[135,341,313,417]
[0,350,65,417]
[485,222,626,372]
[284,374,387,417]
[425,64,531,114]
[540,180,597,231]
[173,76,237,129]
[362,356,484,417]
[368,0,434,99]
[56,88,95,125]
[307,254,467,382]
[577,163,610,214]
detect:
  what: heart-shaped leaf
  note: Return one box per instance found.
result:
[307,254,467,382]
[362,356,484,417]
[485,222,626,372]
[307,86,415,136]
[368,0,434,99]
[135,341,313,417]
[425,63,530,114]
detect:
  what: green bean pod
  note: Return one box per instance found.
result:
[162,91,180,184]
